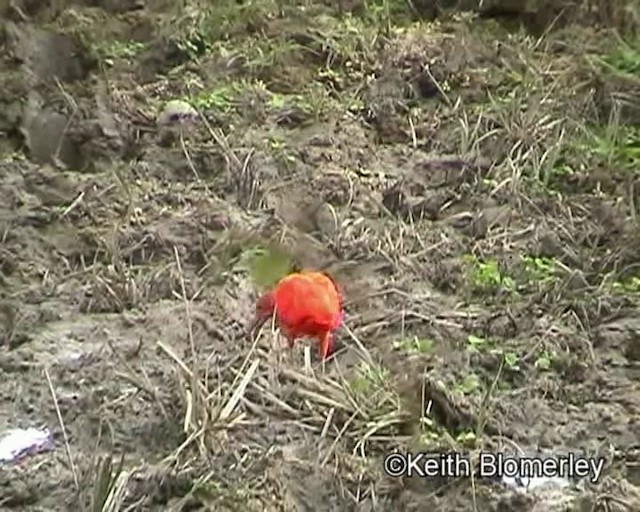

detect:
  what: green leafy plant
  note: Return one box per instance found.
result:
[455,374,480,394]
[393,336,434,353]
[534,350,554,370]
[239,245,294,290]
[463,255,516,293]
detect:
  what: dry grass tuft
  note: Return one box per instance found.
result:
[26,2,640,510]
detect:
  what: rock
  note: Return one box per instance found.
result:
[156,100,199,128]
[156,99,199,146]
[20,92,85,168]
[4,23,95,84]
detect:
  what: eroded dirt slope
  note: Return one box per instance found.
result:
[1,1,639,511]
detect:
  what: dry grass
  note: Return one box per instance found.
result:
[3,1,639,510]
[89,13,638,501]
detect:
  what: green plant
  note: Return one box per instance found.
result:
[267,136,296,164]
[534,350,554,370]
[502,351,520,371]
[393,336,434,354]
[190,83,240,112]
[612,276,640,293]
[348,362,396,417]
[598,37,640,77]
[521,256,556,283]
[93,40,145,65]
[466,334,487,351]
[463,255,516,293]
[237,245,293,290]
[466,335,520,373]
[577,125,640,171]
[456,430,477,447]
[455,374,480,394]
[350,361,391,394]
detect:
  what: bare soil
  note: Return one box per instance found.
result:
[1,1,639,511]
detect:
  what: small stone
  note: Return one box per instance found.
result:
[156,100,199,128]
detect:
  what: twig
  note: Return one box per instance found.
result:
[342,323,375,366]
[156,341,208,395]
[422,65,451,107]
[219,359,259,420]
[173,246,203,436]
[60,192,85,218]
[408,114,417,149]
[179,132,212,196]
[44,367,79,490]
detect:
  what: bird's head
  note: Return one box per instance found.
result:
[248,291,276,336]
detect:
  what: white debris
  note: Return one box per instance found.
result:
[157,99,199,127]
[0,427,54,462]
[502,474,571,491]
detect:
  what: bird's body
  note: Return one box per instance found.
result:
[251,271,343,360]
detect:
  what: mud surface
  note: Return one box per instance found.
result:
[1,1,639,511]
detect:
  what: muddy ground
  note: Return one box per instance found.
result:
[0,0,639,511]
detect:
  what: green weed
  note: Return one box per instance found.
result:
[597,36,640,78]
[175,32,211,61]
[612,276,640,293]
[349,361,391,395]
[348,362,396,418]
[93,40,145,63]
[267,135,297,165]
[463,255,516,293]
[307,14,378,79]
[466,334,488,351]
[455,374,481,395]
[521,255,557,284]
[393,336,434,354]
[455,430,477,447]
[242,38,305,76]
[578,125,640,171]
[195,0,285,41]
[236,245,294,290]
[466,333,554,376]
[466,335,517,367]
[534,350,554,370]
[362,0,411,34]
[190,83,241,112]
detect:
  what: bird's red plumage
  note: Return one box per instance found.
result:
[253,271,343,360]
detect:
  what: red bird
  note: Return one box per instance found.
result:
[250,271,343,360]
